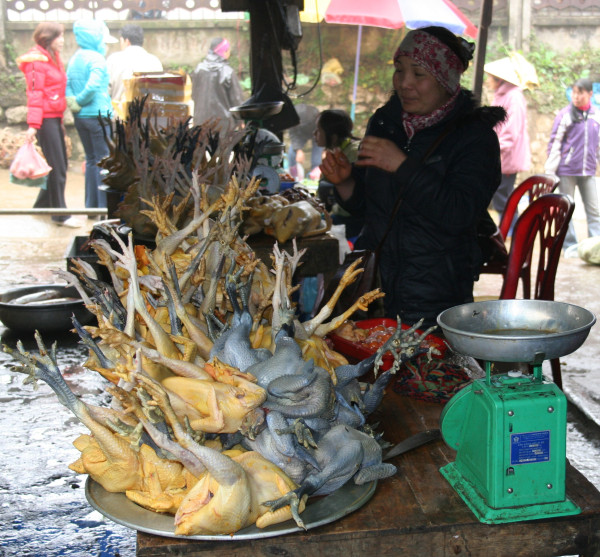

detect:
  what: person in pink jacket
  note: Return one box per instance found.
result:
[17,22,80,227]
[485,63,531,234]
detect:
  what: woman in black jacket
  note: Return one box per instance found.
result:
[321,26,505,329]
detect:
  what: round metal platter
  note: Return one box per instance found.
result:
[85,477,376,540]
[437,299,596,363]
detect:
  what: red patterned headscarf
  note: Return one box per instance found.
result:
[394,29,468,138]
[394,29,466,95]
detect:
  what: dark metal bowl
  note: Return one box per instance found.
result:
[229,101,284,121]
[437,299,596,363]
[0,284,93,333]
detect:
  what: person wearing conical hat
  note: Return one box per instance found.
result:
[485,57,532,234]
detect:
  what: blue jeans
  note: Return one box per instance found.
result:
[558,175,600,249]
[74,117,109,208]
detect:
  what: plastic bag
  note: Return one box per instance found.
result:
[9,142,52,189]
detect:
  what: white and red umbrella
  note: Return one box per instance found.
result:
[301,0,478,118]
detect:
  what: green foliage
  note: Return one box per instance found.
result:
[5,42,18,64]
[525,37,600,114]
[0,68,25,99]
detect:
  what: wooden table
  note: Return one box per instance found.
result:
[137,392,600,557]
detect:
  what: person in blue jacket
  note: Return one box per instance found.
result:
[66,20,116,212]
[545,77,600,250]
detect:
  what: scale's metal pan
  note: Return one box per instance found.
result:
[437,299,596,363]
[230,101,284,121]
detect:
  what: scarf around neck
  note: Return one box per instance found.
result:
[402,90,459,140]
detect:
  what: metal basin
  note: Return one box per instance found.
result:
[437,299,596,363]
[229,101,284,121]
[0,284,93,333]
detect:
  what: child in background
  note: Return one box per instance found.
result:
[315,109,364,241]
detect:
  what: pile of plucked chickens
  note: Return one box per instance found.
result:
[96,97,331,245]
[2,120,441,538]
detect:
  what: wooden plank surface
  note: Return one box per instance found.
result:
[137,392,600,557]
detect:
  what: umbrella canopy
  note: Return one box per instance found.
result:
[324,0,478,37]
[301,0,479,119]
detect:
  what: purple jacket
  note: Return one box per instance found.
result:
[545,103,600,176]
[493,82,531,174]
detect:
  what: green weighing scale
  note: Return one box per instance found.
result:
[436,299,596,524]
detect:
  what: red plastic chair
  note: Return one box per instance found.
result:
[499,193,575,389]
[498,174,560,239]
[481,174,560,298]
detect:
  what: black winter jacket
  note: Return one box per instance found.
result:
[339,90,506,329]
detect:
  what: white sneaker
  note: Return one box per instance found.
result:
[563,244,579,259]
[58,217,83,229]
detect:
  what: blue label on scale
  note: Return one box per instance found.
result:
[510,430,550,465]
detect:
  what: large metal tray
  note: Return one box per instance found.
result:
[85,477,376,540]
[437,299,596,363]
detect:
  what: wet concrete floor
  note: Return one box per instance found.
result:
[1,168,600,556]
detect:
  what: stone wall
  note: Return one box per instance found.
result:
[6,20,251,70]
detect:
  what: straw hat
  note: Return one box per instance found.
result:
[484,52,539,89]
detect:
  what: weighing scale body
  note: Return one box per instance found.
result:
[437,299,595,523]
[451,373,568,509]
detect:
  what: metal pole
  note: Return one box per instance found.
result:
[471,0,494,102]
[350,25,363,122]
[0,209,108,216]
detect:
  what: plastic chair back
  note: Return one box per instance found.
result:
[499,174,560,239]
[500,193,574,301]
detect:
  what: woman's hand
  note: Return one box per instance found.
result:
[25,127,37,143]
[355,136,407,172]
[320,148,352,184]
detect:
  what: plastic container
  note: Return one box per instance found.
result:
[329,318,447,371]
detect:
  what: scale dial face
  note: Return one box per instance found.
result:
[252,164,281,194]
[439,383,474,449]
